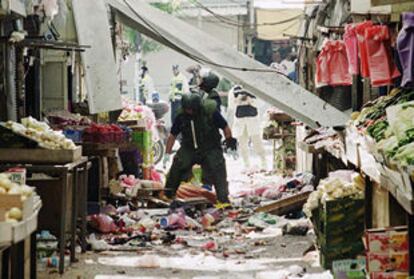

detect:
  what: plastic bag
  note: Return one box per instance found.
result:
[328,41,352,86]
[355,21,374,78]
[89,214,118,233]
[397,12,414,87]
[344,24,359,75]
[365,25,400,87]
[316,40,352,87]
[315,46,330,88]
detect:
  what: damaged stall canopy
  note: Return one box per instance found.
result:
[72,0,123,114]
[105,0,349,128]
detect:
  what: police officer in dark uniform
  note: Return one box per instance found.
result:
[163,94,237,203]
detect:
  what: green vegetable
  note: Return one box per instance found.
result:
[367,120,389,142]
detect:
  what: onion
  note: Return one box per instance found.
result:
[8,207,22,221]
[0,178,13,190]
[8,185,22,195]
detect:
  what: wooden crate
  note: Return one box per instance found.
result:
[0,194,34,220]
[0,146,82,164]
[0,195,41,244]
[118,119,146,128]
[268,112,293,123]
[0,124,38,149]
[255,191,312,216]
[298,141,323,154]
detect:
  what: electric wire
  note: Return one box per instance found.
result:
[121,0,288,75]
[188,0,303,27]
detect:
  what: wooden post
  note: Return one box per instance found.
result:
[365,176,373,229]
[352,75,363,111]
[408,213,414,276]
[362,78,371,106]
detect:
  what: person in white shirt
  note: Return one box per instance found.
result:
[228,85,267,170]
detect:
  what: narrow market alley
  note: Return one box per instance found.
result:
[37,143,325,279]
[1,1,414,279]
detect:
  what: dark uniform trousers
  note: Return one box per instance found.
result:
[165,145,229,203]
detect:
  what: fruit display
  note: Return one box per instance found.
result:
[0,173,34,223]
[5,117,76,150]
[82,123,130,144]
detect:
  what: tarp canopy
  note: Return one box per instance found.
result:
[256,8,302,40]
[106,0,348,128]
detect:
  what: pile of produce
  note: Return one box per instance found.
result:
[6,117,76,150]
[352,89,414,166]
[303,170,364,217]
[119,98,156,128]
[108,174,163,198]
[83,123,129,144]
[46,110,92,129]
[0,173,34,222]
[118,98,159,142]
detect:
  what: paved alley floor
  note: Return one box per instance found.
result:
[38,143,324,279]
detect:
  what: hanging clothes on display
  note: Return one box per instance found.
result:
[344,24,359,75]
[365,25,400,87]
[355,21,374,78]
[397,12,414,88]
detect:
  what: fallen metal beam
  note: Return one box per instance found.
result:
[107,0,349,128]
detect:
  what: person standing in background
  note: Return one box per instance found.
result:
[186,64,202,91]
[228,85,267,171]
[169,64,189,123]
[139,66,156,104]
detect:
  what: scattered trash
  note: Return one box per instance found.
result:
[74,165,321,279]
[38,255,70,271]
[201,240,218,251]
[246,227,283,239]
[247,213,278,229]
[89,214,118,233]
[282,219,311,236]
[89,234,111,251]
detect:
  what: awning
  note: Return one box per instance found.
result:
[256,8,303,40]
[72,0,123,114]
[107,0,348,128]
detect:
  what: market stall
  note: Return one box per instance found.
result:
[295,2,414,276]
[298,16,414,278]
[0,170,42,279]
[0,117,90,274]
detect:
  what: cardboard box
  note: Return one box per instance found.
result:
[370,272,409,279]
[0,198,40,244]
[366,227,408,253]
[0,194,34,220]
[367,251,409,272]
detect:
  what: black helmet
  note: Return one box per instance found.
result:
[182,94,202,111]
[199,72,219,93]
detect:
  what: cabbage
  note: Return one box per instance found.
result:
[393,142,414,166]
[386,102,414,141]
